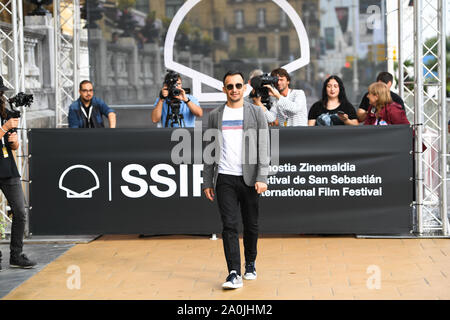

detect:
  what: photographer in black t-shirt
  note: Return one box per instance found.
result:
[0,76,37,271]
[357,72,405,122]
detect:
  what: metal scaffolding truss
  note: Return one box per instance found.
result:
[398,0,448,235]
[0,0,29,235]
[54,0,80,128]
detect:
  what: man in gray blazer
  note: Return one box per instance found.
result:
[203,71,270,289]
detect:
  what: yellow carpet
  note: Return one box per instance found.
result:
[3,234,450,300]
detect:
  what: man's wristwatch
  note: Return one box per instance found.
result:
[185,98,190,103]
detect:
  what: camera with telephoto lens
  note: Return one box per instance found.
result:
[163,70,191,127]
[8,92,33,118]
[164,70,191,99]
[249,74,278,110]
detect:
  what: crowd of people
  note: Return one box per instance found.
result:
[64,69,409,129]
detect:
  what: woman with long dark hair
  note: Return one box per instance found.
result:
[308,75,358,126]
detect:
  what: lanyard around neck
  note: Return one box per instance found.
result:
[80,104,93,121]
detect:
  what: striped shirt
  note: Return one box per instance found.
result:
[218,106,244,176]
[264,89,308,126]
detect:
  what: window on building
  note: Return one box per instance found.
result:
[235,10,244,29]
[136,0,149,13]
[166,0,184,18]
[257,9,266,28]
[237,37,245,49]
[258,36,267,55]
[280,35,290,58]
[280,9,287,27]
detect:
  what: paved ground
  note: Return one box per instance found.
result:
[1,234,450,300]
[0,243,74,299]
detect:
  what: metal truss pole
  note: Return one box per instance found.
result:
[438,0,448,235]
[413,0,425,233]
[0,0,26,236]
[410,0,448,236]
[14,0,30,237]
[54,0,81,128]
[397,0,404,109]
[398,0,448,236]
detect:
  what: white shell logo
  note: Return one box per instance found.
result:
[164,0,310,102]
[59,165,100,198]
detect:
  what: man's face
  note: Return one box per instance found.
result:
[175,78,182,88]
[79,83,94,102]
[223,74,246,103]
[275,75,290,93]
[377,79,392,90]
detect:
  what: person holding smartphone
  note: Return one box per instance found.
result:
[308,75,358,126]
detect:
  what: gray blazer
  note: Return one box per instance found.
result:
[202,101,270,190]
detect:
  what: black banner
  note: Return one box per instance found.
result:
[29,126,413,235]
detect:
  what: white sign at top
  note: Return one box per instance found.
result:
[164,0,310,102]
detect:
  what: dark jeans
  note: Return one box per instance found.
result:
[0,177,26,258]
[216,174,259,275]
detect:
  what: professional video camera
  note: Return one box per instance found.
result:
[163,70,191,128]
[249,74,278,110]
[8,92,33,118]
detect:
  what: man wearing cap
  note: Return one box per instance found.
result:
[68,80,116,128]
[0,75,37,270]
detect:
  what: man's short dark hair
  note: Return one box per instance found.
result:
[79,80,93,90]
[376,72,393,84]
[270,67,290,82]
[223,71,245,84]
[164,71,181,83]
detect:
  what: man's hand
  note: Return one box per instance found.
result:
[108,112,117,128]
[254,182,267,194]
[7,131,18,142]
[175,88,187,102]
[269,119,279,126]
[161,85,169,99]
[3,118,19,131]
[264,85,281,99]
[204,188,215,201]
[7,131,19,150]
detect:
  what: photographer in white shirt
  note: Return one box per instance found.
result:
[250,67,307,127]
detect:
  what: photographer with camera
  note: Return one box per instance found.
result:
[151,71,202,128]
[68,80,116,128]
[0,76,37,270]
[247,69,278,126]
[250,67,307,127]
